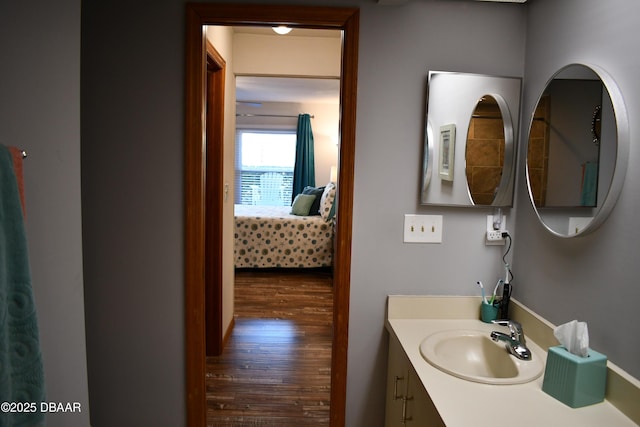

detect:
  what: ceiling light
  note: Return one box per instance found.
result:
[272,26,292,35]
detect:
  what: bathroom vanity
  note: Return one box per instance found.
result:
[385,296,639,426]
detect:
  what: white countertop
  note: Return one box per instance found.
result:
[386,297,638,427]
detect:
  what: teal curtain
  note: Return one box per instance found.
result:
[292,114,316,202]
[580,161,598,206]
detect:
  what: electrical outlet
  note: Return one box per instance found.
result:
[487,230,503,241]
[486,215,506,245]
[404,214,443,243]
[568,217,591,236]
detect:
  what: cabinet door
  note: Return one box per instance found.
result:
[406,365,446,427]
[385,334,409,427]
[386,333,446,426]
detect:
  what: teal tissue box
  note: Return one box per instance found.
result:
[542,345,607,408]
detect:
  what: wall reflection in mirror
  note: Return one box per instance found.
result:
[525,64,629,237]
[421,71,521,207]
[527,68,607,208]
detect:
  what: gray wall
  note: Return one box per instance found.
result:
[513,0,640,383]
[346,2,526,425]
[81,1,186,425]
[0,1,90,426]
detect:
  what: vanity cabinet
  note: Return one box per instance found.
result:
[385,333,445,426]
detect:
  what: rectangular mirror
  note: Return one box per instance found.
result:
[421,71,522,207]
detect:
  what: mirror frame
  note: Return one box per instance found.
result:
[525,63,629,237]
[421,71,522,207]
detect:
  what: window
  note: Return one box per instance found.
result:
[235,130,296,206]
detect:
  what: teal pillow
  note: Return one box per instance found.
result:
[290,194,316,216]
[302,186,325,215]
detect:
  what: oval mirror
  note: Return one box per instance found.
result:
[525,64,629,237]
[465,95,510,205]
[421,71,521,207]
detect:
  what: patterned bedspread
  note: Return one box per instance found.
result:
[234,205,334,268]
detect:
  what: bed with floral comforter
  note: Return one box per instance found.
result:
[234,204,334,268]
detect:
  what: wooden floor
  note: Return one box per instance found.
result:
[206,268,334,426]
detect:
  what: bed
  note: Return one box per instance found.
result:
[234,183,336,269]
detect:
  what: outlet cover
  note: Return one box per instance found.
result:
[568,217,592,236]
[404,214,443,243]
[486,215,506,245]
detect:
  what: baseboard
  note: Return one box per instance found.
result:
[222,317,235,349]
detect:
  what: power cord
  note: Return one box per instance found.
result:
[500,231,514,318]
[501,231,514,284]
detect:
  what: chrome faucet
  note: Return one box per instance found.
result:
[490,319,532,361]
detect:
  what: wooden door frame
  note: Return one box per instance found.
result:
[204,40,226,356]
[184,4,359,427]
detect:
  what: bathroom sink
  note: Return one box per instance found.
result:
[419,329,544,385]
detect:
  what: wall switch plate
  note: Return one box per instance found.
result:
[404,214,443,243]
[486,215,506,245]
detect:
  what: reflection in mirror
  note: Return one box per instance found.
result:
[465,95,506,205]
[527,70,602,208]
[421,71,521,207]
[525,64,629,237]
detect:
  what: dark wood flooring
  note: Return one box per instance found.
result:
[206,268,333,426]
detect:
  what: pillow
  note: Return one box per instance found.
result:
[290,194,316,216]
[301,185,325,215]
[319,182,336,221]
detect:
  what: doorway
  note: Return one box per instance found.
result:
[184,5,359,427]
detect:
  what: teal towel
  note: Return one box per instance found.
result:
[580,161,598,207]
[0,145,45,426]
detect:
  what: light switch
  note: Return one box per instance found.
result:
[403,214,443,243]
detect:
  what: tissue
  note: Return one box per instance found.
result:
[554,320,589,357]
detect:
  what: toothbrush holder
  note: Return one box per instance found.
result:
[480,301,499,323]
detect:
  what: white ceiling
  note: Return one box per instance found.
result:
[232,26,341,105]
[236,76,340,105]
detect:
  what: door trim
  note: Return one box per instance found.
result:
[184,4,359,426]
[204,40,225,356]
